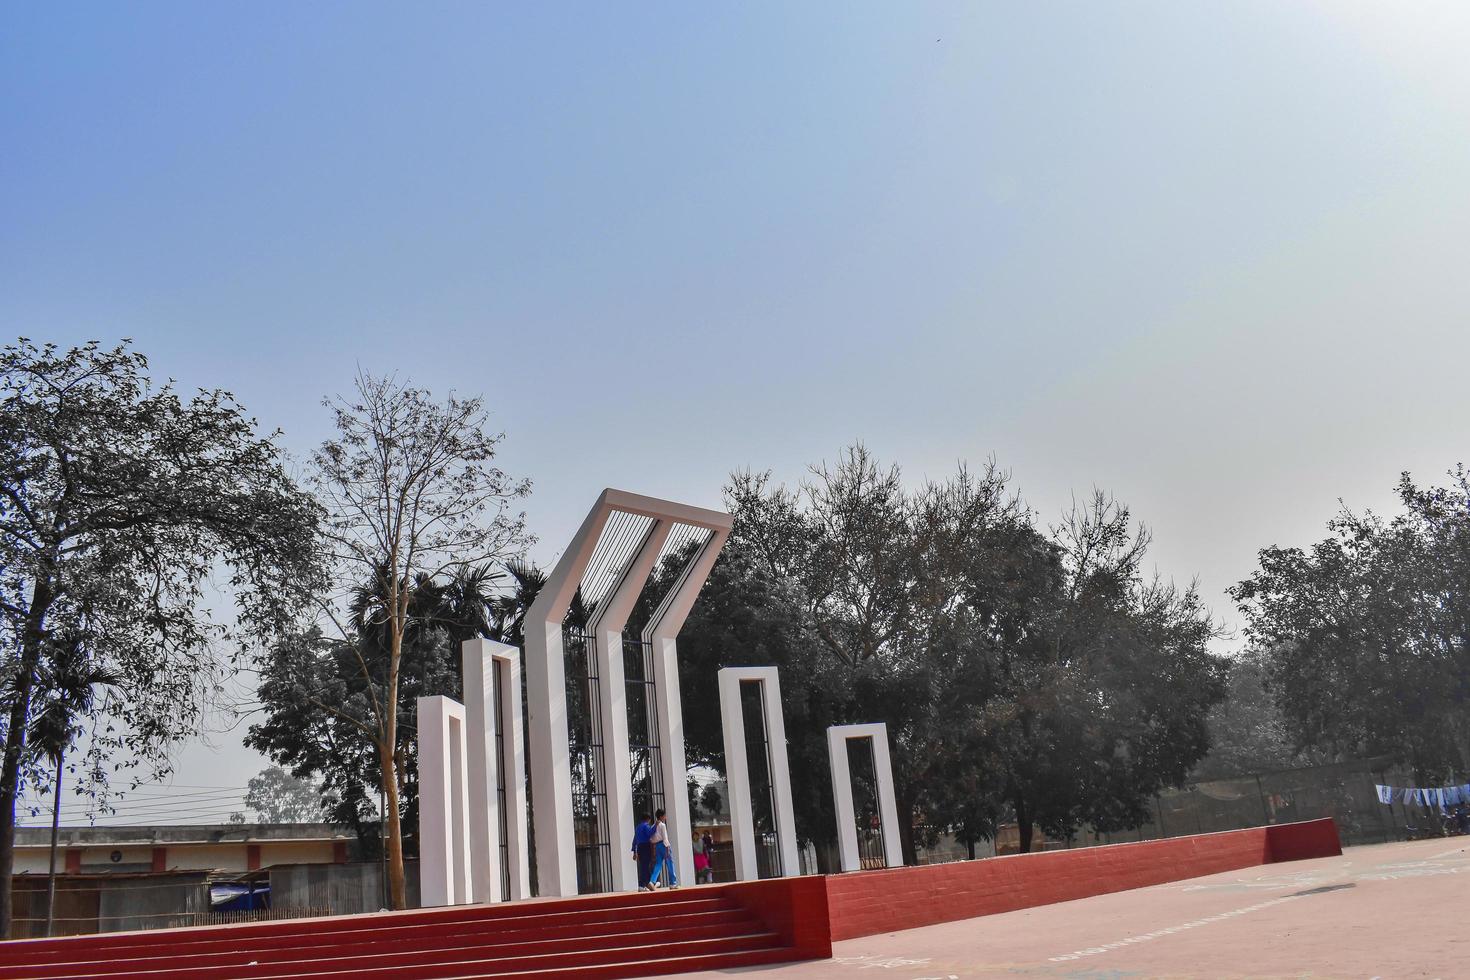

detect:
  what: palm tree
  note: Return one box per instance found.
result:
[29,639,116,938]
[489,559,546,647]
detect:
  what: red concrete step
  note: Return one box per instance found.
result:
[459,945,803,980]
[4,913,766,978]
[0,891,737,963]
[20,932,787,980]
[0,878,831,980]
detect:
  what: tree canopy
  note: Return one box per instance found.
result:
[0,338,321,936]
[676,446,1226,859]
[1233,469,1470,779]
[239,766,333,824]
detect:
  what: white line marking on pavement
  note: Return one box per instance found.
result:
[1047,894,1305,962]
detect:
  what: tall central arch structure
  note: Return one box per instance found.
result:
[524,488,732,896]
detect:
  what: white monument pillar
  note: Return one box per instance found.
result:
[718,667,799,880]
[462,638,531,902]
[525,502,610,897]
[588,521,671,893]
[827,722,904,872]
[418,695,472,906]
[525,489,731,894]
[645,519,730,887]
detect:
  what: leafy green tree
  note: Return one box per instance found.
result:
[1192,646,1313,779]
[998,492,1226,851]
[241,766,332,823]
[0,339,320,936]
[1232,469,1470,779]
[678,448,1039,863]
[677,448,1225,861]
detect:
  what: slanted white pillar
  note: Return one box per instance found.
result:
[526,489,732,895]
[645,523,729,887]
[525,502,611,897]
[648,634,694,882]
[827,723,903,872]
[462,639,531,902]
[718,667,798,880]
[589,521,671,893]
[418,695,472,906]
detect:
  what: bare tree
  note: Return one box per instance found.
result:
[309,371,529,909]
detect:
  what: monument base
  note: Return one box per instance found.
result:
[0,820,1340,979]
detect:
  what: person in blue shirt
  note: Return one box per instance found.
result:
[631,812,657,890]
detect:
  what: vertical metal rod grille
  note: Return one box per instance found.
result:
[757,690,784,877]
[740,680,782,878]
[624,637,665,828]
[492,658,511,900]
[847,736,887,869]
[563,625,611,893]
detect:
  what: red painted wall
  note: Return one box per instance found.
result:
[824,819,1340,941]
[727,874,833,960]
[1266,817,1342,863]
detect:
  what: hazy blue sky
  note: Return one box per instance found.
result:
[5,2,1469,819]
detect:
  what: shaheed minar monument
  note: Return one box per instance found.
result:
[416,488,902,905]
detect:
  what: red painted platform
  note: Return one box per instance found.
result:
[0,880,830,979]
[0,819,1338,978]
[820,817,1343,940]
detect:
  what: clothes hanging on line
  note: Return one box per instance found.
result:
[1374,783,1470,808]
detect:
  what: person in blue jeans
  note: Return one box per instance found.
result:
[648,807,679,890]
[630,812,657,890]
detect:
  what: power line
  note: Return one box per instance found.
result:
[23,790,247,809]
[17,794,249,820]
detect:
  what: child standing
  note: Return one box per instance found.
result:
[648,808,679,890]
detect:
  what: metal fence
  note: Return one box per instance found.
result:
[1088,757,1414,850]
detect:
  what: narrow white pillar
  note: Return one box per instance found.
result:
[645,524,729,888]
[462,639,531,902]
[418,695,472,906]
[650,635,695,883]
[718,667,799,880]
[826,723,904,872]
[592,632,636,891]
[524,623,576,896]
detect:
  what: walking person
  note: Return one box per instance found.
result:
[699,831,716,884]
[648,808,679,890]
[692,842,710,885]
[631,812,657,891]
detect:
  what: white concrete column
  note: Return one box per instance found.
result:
[524,622,576,896]
[651,635,695,884]
[718,666,798,880]
[462,639,531,902]
[827,723,904,872]
[418,695,471,906]
[498,646,532,900]
[593,628,636,891]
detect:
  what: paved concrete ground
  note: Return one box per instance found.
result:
[682,836,1470,980]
